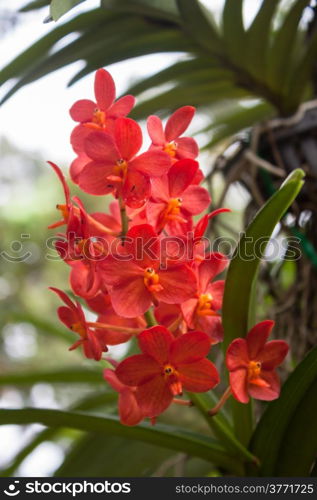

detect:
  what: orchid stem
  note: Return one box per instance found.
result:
[87,322,141,335]
[144,308,157,327]
[119,196,129,239]
[209,387,232,416]
[173,398,193,407]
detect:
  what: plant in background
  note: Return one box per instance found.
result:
[1,0,317,478]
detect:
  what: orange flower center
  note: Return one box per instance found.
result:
[163,141,177,158]
[70,321,86,338]
[113,159,128,179]
[56,203,69,221]
[163,364,182,395]
[92,108,106,127]
[143,267,163,293]
[248,360,262,381]
[196,293,217,316]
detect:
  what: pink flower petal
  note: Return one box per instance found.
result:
[84,131,119,162]
[119,388,144,426]
[69,99,96,122]
[122,170,151,209]
[138,326,174,364]
[70,153,90,184]
[108,95,135,118]
[124,223,159,268]
[178,359,219,392]
[100,256,143,286]
[110,277,152,317]
[230,368,249,403]
[248,370,280,401]
[198,253,229,292]
[165,106,195,142]
[226,338,249,371]
[70,124,93,154]
[78,161,117,195]
[207,280,225,311]
[114,117,142,160]
[156,265,197,304]
[170,331,211,364]
[181,185,210,215]
[259,340,289,370]
[246,320,275,359]
[168,159,199,197]
[135,374,173,417]
[94,68,115,110]
[176,137,199,159]
[130,150,171,177]
[116,354,160,386]
[147,115,165,145]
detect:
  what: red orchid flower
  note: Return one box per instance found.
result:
[77,117,171,208]
[146,159,210,235]
[100,224,197,318]
[50,287,108,360]
[182,252,229,344]
[147,106,199,161]
[55,198,118,299]
[104,369,144,426]
[226,320,289,403]
[115,326,219,417]
[70,68,135,154]
[47,161,76,229]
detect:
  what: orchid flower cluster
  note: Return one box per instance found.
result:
[49,69,289,426]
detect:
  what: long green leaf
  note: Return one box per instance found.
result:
[101,0,180,24]
[176,0,223,54]
[0,391,117,477]
[222,169,305,446]
[55,432,174,476]
[0,409,243,473]
[20,0,50,11]
[250,346,317,476]
[0,9,110,85]
[222,0,245,64]
[267,0,309,92]
[50,0,86,21]
[67,29,195,87]
[245,0,280,79]
[0,368,103,386]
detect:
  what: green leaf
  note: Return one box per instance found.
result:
[66,28,195,87]
[0,391,116,477]
[267,0,309,92]
[55,432,174,476]
[250,346,317,476]
[202,101,274,148]
[245,0,280,79]
[222,169,305,446]
[176,0,223,54]
[20,0,50,11]
[0,409,243,473]
[101,0,180,24]
[131,82,249,119]
[286,28,317,110]
[0,368,104,386]
[50,0,86,21]
[222,0,245,64]
[189,393,258,465]
[0,9,109,85]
